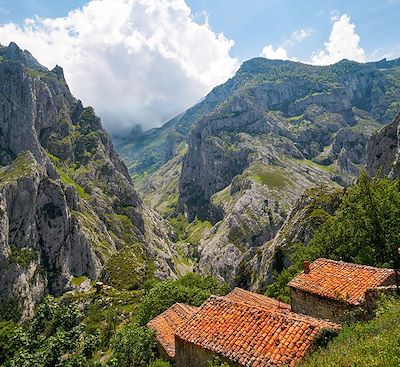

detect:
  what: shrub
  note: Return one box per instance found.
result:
[111,324,156,367]
[137,273,229,325]
[147,359,172,367]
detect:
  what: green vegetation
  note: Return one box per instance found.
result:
[248,163,291,188]
[57,166,90,199]
[147,360,171,367]
[302,159,335,174]
[209,357,232,366]
[0,152,37,187]
[169,214,212,245]
[0,273,227,366]
[9,245,38,268]
[137,273,230,326]
[27,68,57,80]
[267,173,400,301]
[70,276,87,287]
[105,245,148,290]
[48,153,90,200]
[300,298,400,367]
[108,325,156,367]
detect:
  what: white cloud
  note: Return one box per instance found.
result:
[0,0,239,134]
[311,14,365,65]
[261,45,291,60]
[291,28,312,42]
[261,27,311,61]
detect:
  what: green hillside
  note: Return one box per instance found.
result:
[301,298,400,367]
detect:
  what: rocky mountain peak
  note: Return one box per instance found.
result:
[0,43,178,319]
[0,41,47,71]
[52,65,66,81]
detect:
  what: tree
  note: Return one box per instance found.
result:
[111,325,156,367]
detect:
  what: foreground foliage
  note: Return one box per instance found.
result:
[137,272,230,325]
[300,298,400,367]
[0,273,228,366]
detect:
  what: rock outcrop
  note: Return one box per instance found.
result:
[0,43,177,318]
[174,58,400,286]
[366,113,400,178]
[117,55,400,290]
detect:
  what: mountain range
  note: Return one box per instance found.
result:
[116,55,400,288]
[0,41,400,318]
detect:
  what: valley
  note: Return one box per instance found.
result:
[0,39,399,367]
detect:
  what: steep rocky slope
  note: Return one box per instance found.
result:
[0,43,177,318]
[247,186,343,291]
[119,57,400,182]
[366,112,400,178]
[117,56,400,288]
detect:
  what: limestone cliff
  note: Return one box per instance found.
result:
[175,58,400,286]
[0,43,176,319]
[116,56,400,289]
[366,113,400,178]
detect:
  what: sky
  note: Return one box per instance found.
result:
[0,0,399,135]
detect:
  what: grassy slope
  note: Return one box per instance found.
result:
[301,298,400,367]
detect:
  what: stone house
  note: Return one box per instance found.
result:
[149,288,339,367]
[147,259,395,366]
[147,303,198,360]
[288,258,396,323]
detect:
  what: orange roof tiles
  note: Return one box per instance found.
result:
[175,295,339,367]
[225,288,292,312]
[147,303,198,357]
[288,258,395,305]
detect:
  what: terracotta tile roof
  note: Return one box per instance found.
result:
[175,296,339,367]
[147,303,198,357]
[225,288,291,312]
[288,258,395,305]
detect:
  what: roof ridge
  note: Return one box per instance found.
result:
[225,289,291,311]
[199,294,338,329]
[288,258,396,305]
[317,258,394,272]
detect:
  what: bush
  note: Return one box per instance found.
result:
[111,324,156,367]
[137,273,230,325]
[1,296,84,367]
[147,359,171,367]
[209,356,231,367]
[300,299,400,366]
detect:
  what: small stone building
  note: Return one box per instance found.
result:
[288,258,396,323]
[172,288,338,367]
[147,303,198,360]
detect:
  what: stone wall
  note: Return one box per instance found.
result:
[365,285,399,310]
[175,337,240,367]
[156,342,173,362]
[289,287,365,323]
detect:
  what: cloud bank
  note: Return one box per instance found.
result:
[261,45,290,60]
[261,28,312,61]
[261,14,365,66]
[0,0,239,134]
[311,14,365,65]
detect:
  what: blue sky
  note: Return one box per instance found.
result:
[1,0,399,62]
[0,0,399,133]
[187,0,400,61]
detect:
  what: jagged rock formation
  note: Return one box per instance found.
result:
[118,57,400,182]
[0,43,177,318]
[117,56,400,288]
[366,113,400,178]
[247,186,343,291]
